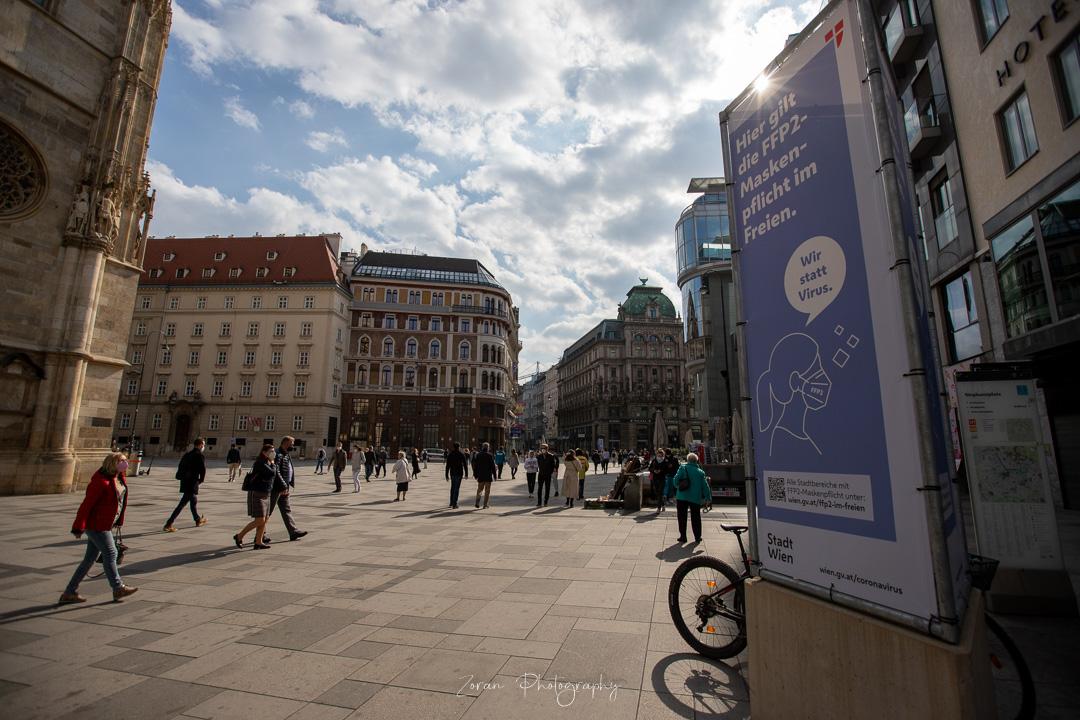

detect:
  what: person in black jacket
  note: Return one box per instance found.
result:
[472,443,497,509]
[164,438,207,531]
[269,436,308,541]
[233,444,283,549]
[444,442,468,509]
[535,443,559,507]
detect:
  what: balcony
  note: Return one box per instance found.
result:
[452,304,508,319]
[885,14,922,65]
[905,98,941,159]
[454,386,473,394]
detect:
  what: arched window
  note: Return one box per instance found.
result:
[634,334,645,342]
[430,340,441,358]
[383,338,394,356]
[428,368,438,389]
[649,307,657,318]
[649,335,659,342]
[381,366,392,385]
[665,346,673,359]
[496,374,502,391]
[481,372,489,390]
[482,345,489,362]
[664,335,675,343]
[459,370,469,388]
[357,366,368,385]
[406,339,417,357]
[359,337,370,355]
[459,342,470,360]
[405,367,416,386]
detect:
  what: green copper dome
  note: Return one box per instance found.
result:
[622,278,678,318]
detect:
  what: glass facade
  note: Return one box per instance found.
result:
[676,193,730,277]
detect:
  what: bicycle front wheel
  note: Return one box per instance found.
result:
[668,555,746,659]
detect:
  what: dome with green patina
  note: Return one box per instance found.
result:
[622,278,678,318]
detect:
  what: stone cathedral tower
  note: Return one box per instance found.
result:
[0,0,172,493]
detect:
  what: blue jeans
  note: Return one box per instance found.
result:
[449,475,463,506]
[66,530,123,593]
[315,459,324,473]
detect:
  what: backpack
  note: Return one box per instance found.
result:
[241,470,255,491]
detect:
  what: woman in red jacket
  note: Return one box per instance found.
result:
[58,452,139,604]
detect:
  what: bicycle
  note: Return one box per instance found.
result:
[668,528,1036,720]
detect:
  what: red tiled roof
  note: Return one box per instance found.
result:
[139,235,345,287]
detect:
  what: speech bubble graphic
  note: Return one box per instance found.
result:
[784,236,846,325]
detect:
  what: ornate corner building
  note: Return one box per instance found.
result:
[341,248,520,453]
[556,281,698,452]
[0,0,171,494]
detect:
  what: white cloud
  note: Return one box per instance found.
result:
[224,96,260,131]
[305,128,348,152]
[290,100,315,119]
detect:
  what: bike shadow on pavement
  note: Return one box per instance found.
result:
[656,543,708,562]
[649,652,750,718]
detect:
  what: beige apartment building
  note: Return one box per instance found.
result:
[341,249,520,454]
[115,234,351,460]
[933,0,1080,506]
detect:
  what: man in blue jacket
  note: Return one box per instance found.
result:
[269,436,308,541]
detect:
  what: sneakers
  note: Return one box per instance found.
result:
[58,592,86,604]
[162,524,177,532]
[196,516,208,527]
[112,585,139,602]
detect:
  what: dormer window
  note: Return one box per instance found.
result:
[214,252,226,261]
[255,267,268,278]
[283,267,296,277]
[266,251,278,261]
[163,252,175,261]
[202,268,215,278]
[229,267,241,278]
[175,268,190,278]
[148,269,163,278]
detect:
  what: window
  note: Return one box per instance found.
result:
[461,319,470,333]
[175,269,189,278]
[385,315,396,329]
[333,383,339,399]
[1054,33,1080,126]
[120,413,130,429]
[241,380,252,397]
[197,296,207,308]
[189,350,200,365]
[377,399,394,415]
[214,252,226,261]
[999,89,1038,171]
[163,252,175,261]
[208,414,219,430]
[245,350,256,365]
[213,379,224,396]
[265,415,275,431]
[148,269,163,278]
[252,296,262,309]
[382,367,392,385]
[237,416,248,430]
[431,317,441,331]
[216,350,228,365]
[220,323,231,337]
[283,267,295,277]
[274,322,286,337]
[268,380,279,397]
[248,322,259,337]
[301,322,312,336]
[169,296,180,309]
[192,323,203,337]
[229,268,241,278]
[386,289,398,303]
[944,272,982,362]
[361,313,373,328]
[304,296,315,309]
[433,292,443,306]
[408,316,418,330]
[359,337,370,355]
[160,348,171,364]
[156,380,167,396]
[135,322,147,336]
[295,381,306,397]
[292,415,303,431]
[140,296,151,309]
[363,287,375,302]
[256,267,268,278]
[383,338,394,356]
[271,350,282,365]
[224,296,234,309]
[151,413,162,429]
[430,340,441,358]
[406,339,417,357]
[164,323,175,336]
[131,349,143,365]
[930,174,959,249]
[267,251,278,260]
[298,351,309,366]
[459,342,470,360]
[184,380,195,396]
[975,0,1009,45]
[405,367,416,386]
[278,296,288,309]
[126,379,138,395]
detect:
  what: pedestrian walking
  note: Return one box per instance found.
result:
[364,446,376,481]
[494,447,506,479]
[592,450,601,474]
[523,450,538,497]
[673,453,711,543]
[227,443,242,482]
[351,444,364,492]
[377,446,388,477]
[473,443,497,509]
[561,451,582,508]
[232,444,280,550]
[649,449,669,512]
[663,449,680,507]
[535,444,558,506]
[602,449,610,473]
[444,442,468,509]
[575,448,589,499]
[331,442,347,491]
[410,447,421,477]
[269,436,308,541]
[508,449,520,479]
[392,451,412,501]
[164,438,207,532]
[58,451,138,604]
[314,445,327,475]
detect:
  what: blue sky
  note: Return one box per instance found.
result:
[146,0,821,377]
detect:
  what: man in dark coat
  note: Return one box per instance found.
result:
[535,443,559,507]
[331,442,347,491]
[472,443,497,509]
[270,436,308,541]
[364,446,377,481]
[164,438,207,531]
[444,442,469,509]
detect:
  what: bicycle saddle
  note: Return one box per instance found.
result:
[720,523,748,534]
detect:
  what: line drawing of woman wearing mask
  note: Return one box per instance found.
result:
[756,333,832,456]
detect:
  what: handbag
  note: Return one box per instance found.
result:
[677,471,691,492]
[241,470,255,491]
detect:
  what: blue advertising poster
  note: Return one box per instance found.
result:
[724,0,941,619]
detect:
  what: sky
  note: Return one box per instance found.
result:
[146,0,822,379]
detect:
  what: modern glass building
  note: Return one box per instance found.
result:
[676,178,739,447]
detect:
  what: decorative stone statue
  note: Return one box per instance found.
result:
[66,187,90,234]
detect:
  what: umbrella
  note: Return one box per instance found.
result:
[652,410,666,451]
[731,409,744,462]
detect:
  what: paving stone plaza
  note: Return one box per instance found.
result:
[0,463,753,719]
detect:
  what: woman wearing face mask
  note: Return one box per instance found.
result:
[58,452,138,604]
[233,444,281,550]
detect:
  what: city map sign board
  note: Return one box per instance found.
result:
[721,0,965,623]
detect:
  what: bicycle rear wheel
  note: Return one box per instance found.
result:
[668,555,746,659]
[985,614,1036,720]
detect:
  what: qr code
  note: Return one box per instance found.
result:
[768,476,786,501]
